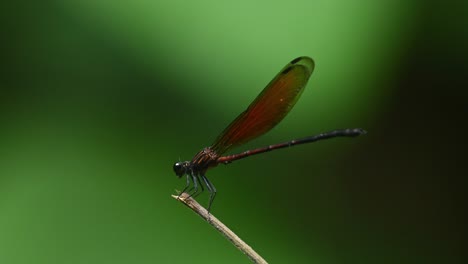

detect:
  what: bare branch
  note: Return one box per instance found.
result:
[172,192,268,264]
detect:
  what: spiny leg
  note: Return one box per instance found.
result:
[191,175,205,198]
[185,170,197,195]
[178,174,192,197]
[187,174,201,198]
[207,178,217,212]
[201,175,213,213]
[201,175,217,213]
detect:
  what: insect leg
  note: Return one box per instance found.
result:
[192,175,205,198]
[201,175,217,214]
[179,174,192,196]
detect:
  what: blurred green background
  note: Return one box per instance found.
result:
[1,0,466,263]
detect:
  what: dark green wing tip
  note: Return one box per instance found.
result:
[290,56,315,73]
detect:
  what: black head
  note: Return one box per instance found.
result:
[173,161,189,178]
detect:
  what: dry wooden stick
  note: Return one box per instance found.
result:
[172,192,268,264]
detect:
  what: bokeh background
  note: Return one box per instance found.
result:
[1,0,467,263]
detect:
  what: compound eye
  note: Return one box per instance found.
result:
[173,162,186,177]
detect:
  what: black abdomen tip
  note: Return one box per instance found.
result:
[350,128,367,136]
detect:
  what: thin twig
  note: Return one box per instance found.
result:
[172,192,268,264]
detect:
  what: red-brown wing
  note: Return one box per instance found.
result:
[211,56,315,155]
